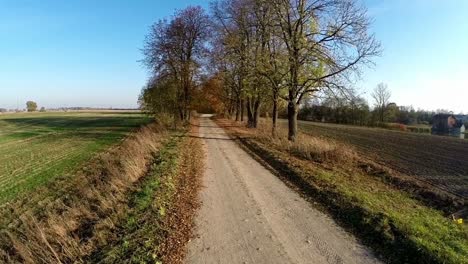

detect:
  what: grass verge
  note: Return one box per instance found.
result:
[0,120,204,264]
[217,118,468,264]
[0,123,167,263]
[90,123,204,263]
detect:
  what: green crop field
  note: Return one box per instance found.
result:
[0,111,151,203]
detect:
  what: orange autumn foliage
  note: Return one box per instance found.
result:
[193,75,225,114]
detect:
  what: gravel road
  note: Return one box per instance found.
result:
[186,116,381,264]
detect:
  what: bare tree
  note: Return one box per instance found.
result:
[271,0,381,141]
[252,0,289,134]
[211,0,250,122]
[143,6,210,122]
[259,33,288,135]
[246,0,274,128]
[371,82,391,122]
[212,0,271,127]
[212,0,287,129]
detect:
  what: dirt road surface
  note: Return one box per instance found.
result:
[186,116,380,264]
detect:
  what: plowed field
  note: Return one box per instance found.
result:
[290,120,468,198]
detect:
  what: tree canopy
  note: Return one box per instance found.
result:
[26,101,38,112]
[140,0,380,141]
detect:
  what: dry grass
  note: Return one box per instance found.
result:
[93,119,205,264]
[232,119,357,166]
[224,119,463,212]
[0,123,168,263]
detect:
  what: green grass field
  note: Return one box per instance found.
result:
[0,111,151,203]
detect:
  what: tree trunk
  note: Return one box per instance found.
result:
[287,101,298,141]
[183,78,190,122]
[179,108,185,122]
[240,98,244,122]
[254,99,260,128]
[229,101,235,119]
[246,96,261,128]
[272,95,278,136]
[246,98,255,128]
[235,98,240,121]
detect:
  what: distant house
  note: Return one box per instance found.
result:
[455,115,468,126]
[431,114,466,136]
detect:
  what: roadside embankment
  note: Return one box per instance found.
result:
[0,121,204,264]
[92,121,204,264]
[216,118,468,264]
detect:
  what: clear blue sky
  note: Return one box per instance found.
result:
[0,0,467,112]
[362,0,468,113]
[0,0,210,109]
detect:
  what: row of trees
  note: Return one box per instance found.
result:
[298,99,434,127]
[298,83,461,126]
[299,101,457,127]
[140,0,381,141]
[139,6,210,125]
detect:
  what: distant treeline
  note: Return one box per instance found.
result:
[296,97,463,127]
[0,107,139,113]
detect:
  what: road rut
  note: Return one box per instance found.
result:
[186,116,381,264]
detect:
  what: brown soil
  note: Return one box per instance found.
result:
[293,121,468,198]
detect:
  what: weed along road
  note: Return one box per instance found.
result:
[186,116,380,264]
